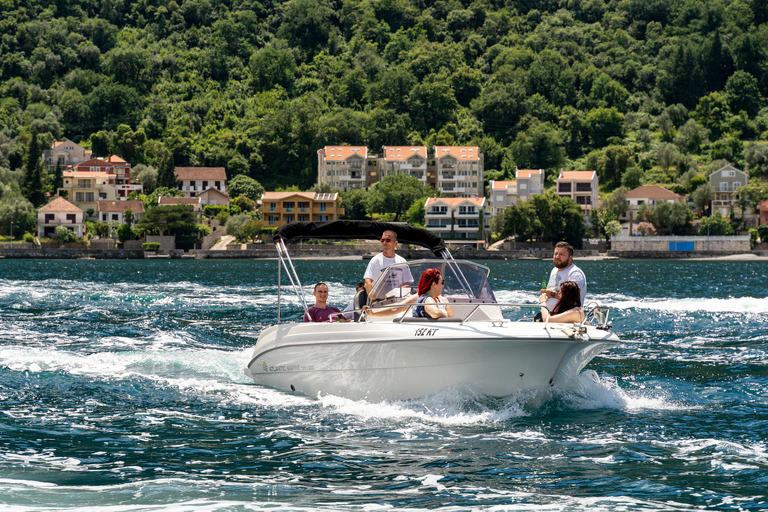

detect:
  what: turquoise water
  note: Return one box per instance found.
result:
[1,258,767,511]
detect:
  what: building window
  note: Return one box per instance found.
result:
[76,192,85,201]
[286,214,294,223]
[319,203,327,212]
[720,182,728,191]
[576,183,592,192]
[269,203,276,211]
[215,181,221,189]
[45,214,55,222]
[558,183,572,193]
[86,193,94,202]
[299,215,307,221]
[285,202,294,212]
[112,214,119,221]
[298,202,309,211]
[318,215,329,221]
[268,215,278,225]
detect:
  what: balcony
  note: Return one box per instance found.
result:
[40,219,80,225]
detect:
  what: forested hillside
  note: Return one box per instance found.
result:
[2,0,768,196]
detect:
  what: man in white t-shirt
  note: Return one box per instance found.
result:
[540,241,587,310]
[364,230,413,296]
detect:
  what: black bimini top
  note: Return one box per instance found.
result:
[273,220,447,257]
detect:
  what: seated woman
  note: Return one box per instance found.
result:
[412,268,454,319]
[538,280,584,323]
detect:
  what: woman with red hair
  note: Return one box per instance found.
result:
[412,269,454,319]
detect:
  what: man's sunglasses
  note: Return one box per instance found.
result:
[380,238,395,243]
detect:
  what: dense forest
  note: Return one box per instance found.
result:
[2,0,768,220]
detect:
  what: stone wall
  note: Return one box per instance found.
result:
[611,235,750,253]
[145,235,176,253]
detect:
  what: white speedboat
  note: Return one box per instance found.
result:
[245,220,620,401]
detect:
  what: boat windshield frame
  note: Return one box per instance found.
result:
[370,259,496,303]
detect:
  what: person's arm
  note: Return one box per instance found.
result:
[542,307,584,323]
[424,296,449,319]
[363,293,418,316]
[364,278,374,295]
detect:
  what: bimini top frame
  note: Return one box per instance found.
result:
[272,221,472,322]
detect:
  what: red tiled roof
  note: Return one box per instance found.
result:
[159,196,201,204]
[434,146,480,161]
[625,185,683,200]
[558,171,596,180]
[38,196,83,213]
[383,146,427,161]
[174,167,227,180]
[491,180,516,189]
[516,169,543,178]
[97,200,145,213]
[322,146,367,162]
[425,196,485,208]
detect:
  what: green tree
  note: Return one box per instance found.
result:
[340,188,369,220]
[725,71,761,118]
[228,175,264,202]
[603,187,630,219]
[242,219,263,242]
[364,174,427,222]
[509,122,565,171]
[406,197,426,227]
[156,152,179,190]
[55,225,78,243]
[22,130,46,207]
[585,107,623,147]
[698,212,734,236]
[649,201,693,235]
[250,45,297,92]
[137,204,197,236]
[225,213,253,241]
[131,164,158,193]
[691,184,714,214]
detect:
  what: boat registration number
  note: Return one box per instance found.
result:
[414,328,438,337]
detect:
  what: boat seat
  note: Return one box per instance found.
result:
[398,317,463,323]
[353,289,368,322]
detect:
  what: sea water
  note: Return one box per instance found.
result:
[0,258,766,511]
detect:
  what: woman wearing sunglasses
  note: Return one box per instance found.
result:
[412,269,454,319]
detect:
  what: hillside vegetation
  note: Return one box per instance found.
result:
[2,0,768,196]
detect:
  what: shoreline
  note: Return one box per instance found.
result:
[2,247,768,261]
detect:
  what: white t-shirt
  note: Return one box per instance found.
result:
[545,263,587,310]
[364,253,413,291]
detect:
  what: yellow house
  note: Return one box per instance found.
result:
[262,192,344,227]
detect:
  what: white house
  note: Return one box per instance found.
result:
[424,196,488,241]
[37,196,85,238]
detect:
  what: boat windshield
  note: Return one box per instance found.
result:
[370,259,496,302]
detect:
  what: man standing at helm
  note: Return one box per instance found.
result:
[364,229,413,296]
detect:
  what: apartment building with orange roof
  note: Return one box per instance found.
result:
[489,168,545,216]
[424,196,489,241]
[555,170,599,215]
[432,146,484,198]
[316,146,374,190]
[262,191,344,228]
[380,146,428,185]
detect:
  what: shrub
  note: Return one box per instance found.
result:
[55,226,78,244]
[117,224,134,243]
[142,242,160,251]
[204,205,228,218]
[758,224,768,243]
[23,232,35,243]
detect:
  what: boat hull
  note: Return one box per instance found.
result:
[245,321,620,401]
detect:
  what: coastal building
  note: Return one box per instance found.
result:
[42,140,92,170]
[623,185,685,217]
[709,165,748,217]
[380,146,428,186]
[159,196,203,214]
[197,187,230,207]
[317,146,376,190]
[489,168,545,216]
[37,196,85,239]
[433,146,483,198]
[555,170,599,216]
[74,155,141,198]
[59,171,117,215]
[424,196,489,242]
[760,199,768,225]
[97,200,145,224]
[262,191,344,227]
[174,167,228,199]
